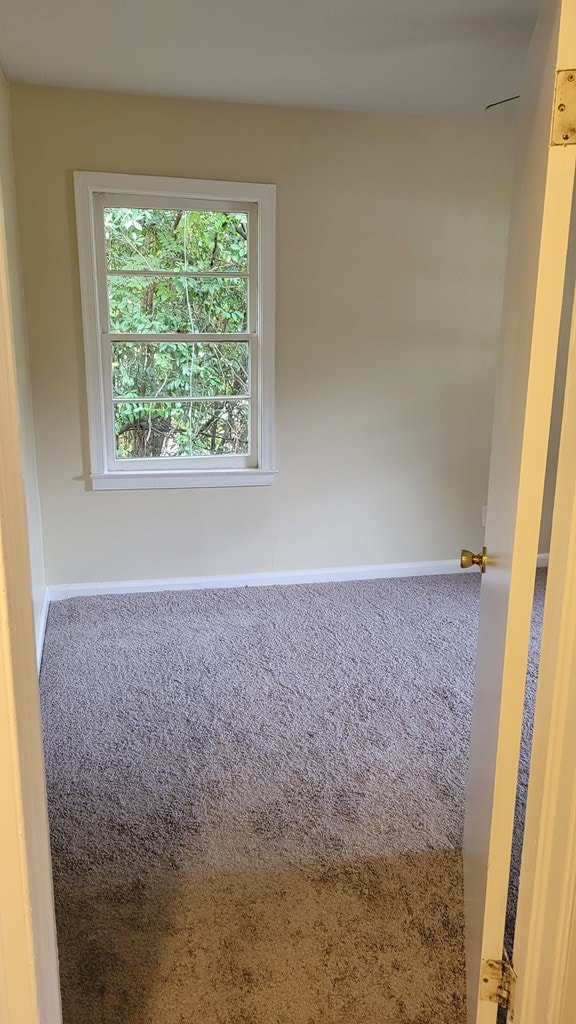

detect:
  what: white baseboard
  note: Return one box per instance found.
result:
[46,554,551,604]
[47,558,466,601]
[35,586,50,670]
[537,553,549,568]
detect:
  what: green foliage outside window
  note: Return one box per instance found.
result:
[104,207,251,459]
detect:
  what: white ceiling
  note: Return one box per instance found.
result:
[0,0,541,115]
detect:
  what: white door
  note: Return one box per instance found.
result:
[464,0,576,1021]
[512,256,576,1023]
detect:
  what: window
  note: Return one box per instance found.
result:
[74,172,276,489]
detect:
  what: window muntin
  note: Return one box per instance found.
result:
[74,173,275,488]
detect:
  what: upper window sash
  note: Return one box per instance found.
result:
[93,194,258,337]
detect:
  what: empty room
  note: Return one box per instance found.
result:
[2,1,576,1023]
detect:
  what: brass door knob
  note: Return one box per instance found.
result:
[460,547,487,573]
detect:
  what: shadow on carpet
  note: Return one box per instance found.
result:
[56,851,464,1023]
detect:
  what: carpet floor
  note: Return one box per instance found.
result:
[39,571,545,1024]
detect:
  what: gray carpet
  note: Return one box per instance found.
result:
[39,571,544,1024]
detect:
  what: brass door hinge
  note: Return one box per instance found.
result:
[480,957,517,1019]
[551,70,576,145]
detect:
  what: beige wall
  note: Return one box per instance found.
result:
[0,71,45,628]
[11,85,517,585]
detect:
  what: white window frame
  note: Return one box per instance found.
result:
[74,171,276,489]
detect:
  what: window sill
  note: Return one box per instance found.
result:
[90,469,277,491]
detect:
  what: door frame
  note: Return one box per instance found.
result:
[512,263,576,1023]
[0,180,62,1021]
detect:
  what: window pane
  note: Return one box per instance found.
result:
[114,400,250,459]
[112,342,250,399]
[107,275,247,333]
[104,208,248,272]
